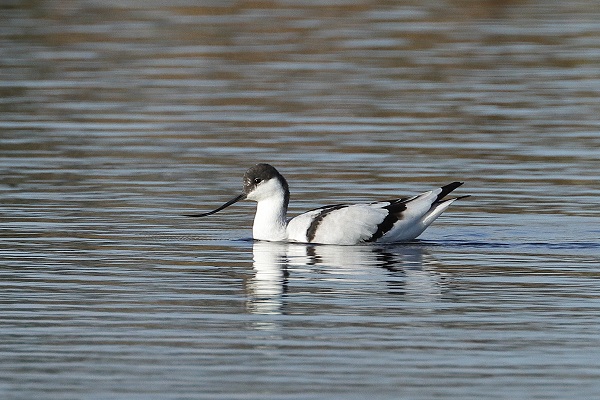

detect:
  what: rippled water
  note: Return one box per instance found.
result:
[1,1,600,399]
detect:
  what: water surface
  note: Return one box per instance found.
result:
[1,1,600,399]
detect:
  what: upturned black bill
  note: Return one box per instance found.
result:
[184,193,246,217]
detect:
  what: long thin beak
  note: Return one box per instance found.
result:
[184,193,246,218]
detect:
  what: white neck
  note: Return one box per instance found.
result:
[252,196,288,242]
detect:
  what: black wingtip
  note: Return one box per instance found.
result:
[437,181,464,202]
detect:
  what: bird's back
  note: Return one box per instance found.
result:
[286,182,465,245]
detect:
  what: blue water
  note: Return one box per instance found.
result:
[1,1,600,399]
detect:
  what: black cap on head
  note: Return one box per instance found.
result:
[243,163,288,195]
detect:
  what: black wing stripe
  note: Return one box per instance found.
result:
[366,214,397,242]
[306,204,347,243]
[366,202,407,242]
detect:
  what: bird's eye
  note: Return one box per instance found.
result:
[254,178,262,184]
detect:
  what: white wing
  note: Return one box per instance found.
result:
[286,182,465,245]
[287,203,390,245]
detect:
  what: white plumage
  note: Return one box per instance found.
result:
[287,204,388,245]
[186,163,468,245]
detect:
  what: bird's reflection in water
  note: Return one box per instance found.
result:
[247,241,289,316]
[247,241,448,317]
